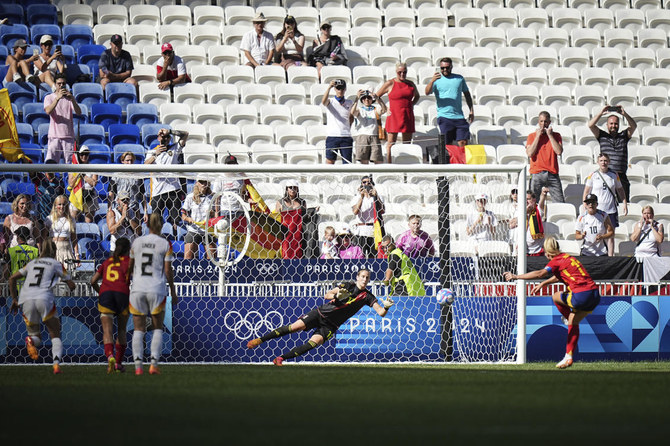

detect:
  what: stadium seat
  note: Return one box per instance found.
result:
[125,103,158,129]
[61,25,94,51]
[464,47,495,72]
[551,8,582,32]
[638,29,668,52]
[190,25,222,50]
[493,105,525,130]
[646,8,670,32]
[194,5,225,27]
[292,104,324,127]
[108,124,141,146]
[286,144,320,165]
[85,143,112,165]
[638,86,668,109]
[486,7,518,29]
[0,24,29,48]
[183,144,216,165]
[240,84,273,112]
[97,5,128,27]
[416,6,448,30]
[192,103,225,131]
[141,123,170,148]
[496,144,527,164]
[21,103,49,133]
[307,125,328,146]
[548,67,580,94]
[454,7,486,31]
[506,28,536,51]
[541,86,572,109]
[252,143,285,165]
[475,126,507,147]
[139,83,171,108]
[286,66,319,95]
[113,143,146,163]
[546,203,577,226]
[445,28,475,51]
[129,4,160,27]
[226,104,258,126]
[570,28,600,53]
[413,28,444,50]
[223,65,255,92]
[493,47,526,71]
[557,47,589,73]
[559,106,590,132]
[593,48,624,72]
[629,184,658,205]
[210,124,242,147]
[518,8,549,32]
[275,125,307,148]
[260,104,292,129]
[173,84,206,109]
[104,83,136,114]
[91,103,123,131]
[385,7,415,29]
[160,103,192,127]
[78,124,106,146]
[484,67,515,95]
[656,106,670,127]
[642,126,670,149]
[125,25,157,50]
[517,67,548,90]
[583,9,614,35]
[474,85,506,108]
[16,123,34,145]
[242,124,274,147]
[381,27,414,50]
[0,4,24,26]
[93,24,124,46]
[5,82,37,112]
[528,47,559,71]
[160,5,191,27]
[27,4,58,26]
[607,86,637,108]
[73,83,104,110]
[351,7,382,30]
[320,66,352,86]
[206,83,239,109]
[350,26,381,49]
[509,125,538,145]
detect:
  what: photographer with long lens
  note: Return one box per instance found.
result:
[145,128,189,235]
[351,175,385,258]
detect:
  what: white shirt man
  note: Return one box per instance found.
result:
[240,13,275,67]
[466,193,497,251]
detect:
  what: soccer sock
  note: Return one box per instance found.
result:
[133,330,145,368]
[30,335,42,347]
[281,340,318,360]
[554,301,571,319]
[566,324,580,356]
[260,325,292,342]
[115,343,126,364]
[150,329,163,366]
[104,343,114,359]
[51,338,63,364]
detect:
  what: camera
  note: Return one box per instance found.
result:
[606,105,622,113]
[334,79,346,89]
[363,184,372,192]
[160,133,171,146]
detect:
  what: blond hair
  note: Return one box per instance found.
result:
[324,225,335,236]
[40,239,57,259]
[148,212,163,234]
[395,61,407,70]
[543,236,561,257]
[12,194,31,214]
[49,195,74,226]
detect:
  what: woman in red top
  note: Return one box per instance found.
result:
[504,237,600,369]
[91,237,132,373]
[376,62,420,163]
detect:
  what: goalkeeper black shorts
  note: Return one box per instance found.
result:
[300,309,337,342]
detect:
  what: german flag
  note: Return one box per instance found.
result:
[373,198,385,252]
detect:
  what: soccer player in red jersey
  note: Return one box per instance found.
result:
[504,236,600,369]
[91,237,132,373]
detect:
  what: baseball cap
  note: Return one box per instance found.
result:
[13,39,28,49]
[584,194,598,203]
[110,34,123,45]
[40,35,53,45]
[338,224,351,236]
[475,192,488,201]
[320,21,332,29]
[223,154,238,165]
[117,191,131,201]
[360,90,375,102]
[79,145,90,154]
[285,179,299,188]
[161,42,173,53]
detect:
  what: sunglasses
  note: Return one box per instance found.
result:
[162,51,173,55]
[42,42,53,47]
[397,70,407,74]
[511,189,518,194]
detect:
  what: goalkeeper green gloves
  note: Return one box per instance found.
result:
[382,297,395,309]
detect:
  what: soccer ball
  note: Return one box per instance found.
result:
[215,219,229,232]
[436,288,455,306]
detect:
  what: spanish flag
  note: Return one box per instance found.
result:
[68,151,84,211]
[0,88,28,163]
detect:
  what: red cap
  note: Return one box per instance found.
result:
[161,43,173,53]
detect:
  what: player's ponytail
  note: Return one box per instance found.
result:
[112,237,130,264]
[40,239,57,259]
[543,236,561,257]
[148,212,163,235]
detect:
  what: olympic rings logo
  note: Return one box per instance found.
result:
[428,260,440,273]
[256,263,280,275]
[223,310,284,340]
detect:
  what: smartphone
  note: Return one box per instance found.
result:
[33,48,39,56]
[55,45,61,53]
[606,106,622,113]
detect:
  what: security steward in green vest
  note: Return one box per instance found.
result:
[7,226,39,288]
[380,235,426,296]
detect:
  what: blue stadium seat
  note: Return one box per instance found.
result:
[74,103,89,126]
[0,66,8,84]
[95,179,108,200]
[0,5,24,26]
[73,83,104,109]
[86,240,110,260]
[36,82,53,101]
[16,123,34,144]
[105,83,137,114]
[91,103,122,131]
[62,25,94,51]
[98,220,110,242]
[27,4,58,25]
[85,144,112,165]
[78,124,106,146]
[172,240,185,259]
[127,103,158,128]
[76,222,101,241]
[109,124,141,146]
[22,103,49,132]
[0,24,29,47]
[59,44,76,65]
[66,64,93,85]
[77,44,105,75]
[6,82,37,110]
[20,145,44,164]
[0,46,7,65]
[141,123,169,148]
[0,201,13,217]
[30,25,61,45]
[114,143,146,163]
[37,123,49,146]
[6,181,36,200]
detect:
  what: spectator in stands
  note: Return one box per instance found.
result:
[583,153,628,257]
[68,146,98,223]
[213,155,250,219]
[631,206,664,257]
[181,178,215,260]
[34,35,65,91]
[502,188,519,247]
[3,194,39,250]
[376,62,420,164]
[107,192,136,252]
[156,43,190,91]
[3,39,39,85]
[351,175,385,258]
[6,226,38,281]
[240,13,275,68]
[588,106,638,201]
[30,160,64,222]
[526,111,564,203]
[350,89,387,165]
[109,151,147,233]
[380,235,426,297]
[336,225,364,259]
[144,128,188,234]
[525,189,548,256]
[47,195,79,266]
[322,79,354,165]
[466,193,497,253]
[308,21,347,78]
[395,215,435,258]
[575,194,614,256]
[44,73,81,164]
[320,225,338,259]
[275,180,307,259]
[424,57,474,160]
[274,15,305,70]
[98,34,137,93]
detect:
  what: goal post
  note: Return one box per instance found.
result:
[0,162,527,364]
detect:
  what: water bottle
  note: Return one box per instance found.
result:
[330,43,340,59]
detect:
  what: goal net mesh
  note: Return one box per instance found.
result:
[0,164,523,364]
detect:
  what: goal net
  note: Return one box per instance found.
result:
[0,162,526,364]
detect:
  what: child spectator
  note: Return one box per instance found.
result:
[350,90,387,165]
[320,225,338,259]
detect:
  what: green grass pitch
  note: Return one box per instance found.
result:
[1,362,669,444]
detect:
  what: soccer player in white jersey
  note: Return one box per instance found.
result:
[576,194,614,256]
[128,213,177,375]
[9,240,75,374]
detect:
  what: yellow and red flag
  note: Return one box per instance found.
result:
[68,151,84,211]
[0,88,28,163]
